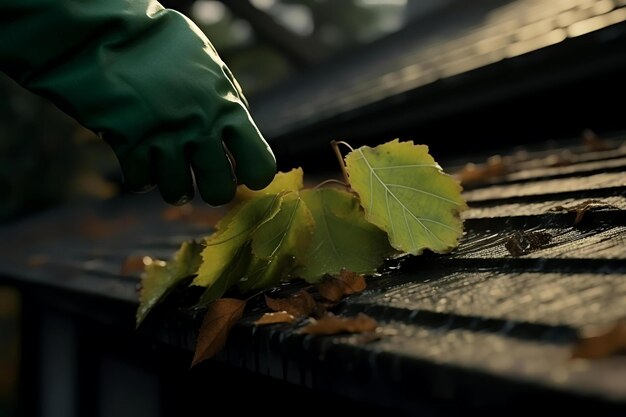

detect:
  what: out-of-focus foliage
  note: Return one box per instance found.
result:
[187,0,409,94]
[280,0,405,46]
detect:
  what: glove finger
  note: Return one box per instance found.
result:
[222,65,249,108]
[222,113,276,190]
[154,146,195,206]
[117,149,155,193]
[188,138,236,206]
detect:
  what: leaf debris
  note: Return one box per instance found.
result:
[318,269,367,302]
[139,140,465,327]
[550,199,618,225]
[301,313,378,335]
[582,129,613,152]
[571,320,626,359]
[135,139,466,360]
[504,231,552,257]
[192,298,246,366]
[455,155,509,185]
[265,290,316,318]
[254,311,296,325]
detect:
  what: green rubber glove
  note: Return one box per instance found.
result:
[0,0,276,205]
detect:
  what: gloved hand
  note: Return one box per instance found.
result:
[0,0,276,205]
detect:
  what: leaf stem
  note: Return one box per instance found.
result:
[330,140,352,184]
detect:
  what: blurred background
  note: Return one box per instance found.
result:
[3,0,626,221]
[2,0,626,415]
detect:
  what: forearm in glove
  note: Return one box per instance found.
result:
[0,0,276,205]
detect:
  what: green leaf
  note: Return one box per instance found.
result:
[196,243,253,308]
[345,139,467,255]
[193,194,282,287]
[236,168,303,200]
[240,192,315,291]
[136,240,203,326]
[251,192,313,258]
[195,191,315,304]
[295,188,396,281]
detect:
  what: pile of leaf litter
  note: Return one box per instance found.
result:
[136,139,467,365]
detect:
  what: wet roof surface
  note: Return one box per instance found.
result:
[1,135,625,413]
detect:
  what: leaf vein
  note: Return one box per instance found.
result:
[386,183,462,206]
[373,164,439,170]
[403,207,416,252]
[415,217,460,233]
[268,197,301,258]
[357,149,456,248]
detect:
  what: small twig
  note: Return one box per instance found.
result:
[330,140,353,184]
[314,179,350,190]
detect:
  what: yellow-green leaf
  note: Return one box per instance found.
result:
[240,192,315,291]
[136,240,203,326]
[195,242,253,308]
[295,188,396,281]
[345,140,467,255]
[236,168,303,200]
[252,192,313,258]
[193,194,282,287]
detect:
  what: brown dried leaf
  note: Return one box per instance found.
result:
[314,301,335,317]
[318,269,367,302]
[254,311,296,325]
[301,313,377,335]
[455,155,509,185]
[572,321,626,359]
[265,290,315,318]
[339,269,367,294]
[192,298,245,367]
[550,199,618,225]
[582,129,612,152]
[317,278,345,302]
[504,231,552,257]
